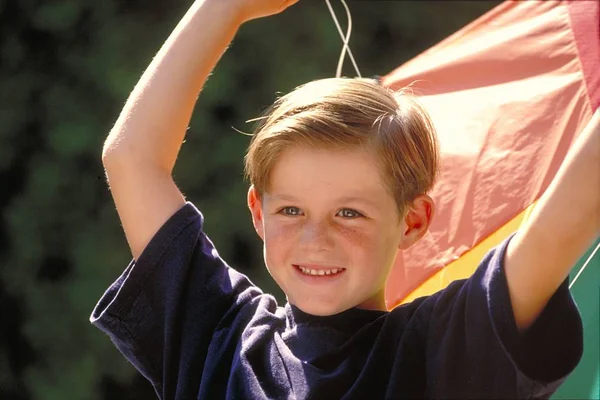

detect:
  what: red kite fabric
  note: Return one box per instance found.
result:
[382,0,599,308]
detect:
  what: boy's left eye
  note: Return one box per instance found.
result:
[337,208,363,219]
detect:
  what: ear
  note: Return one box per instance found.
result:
[398,194,435,250]
[247,185,265,241]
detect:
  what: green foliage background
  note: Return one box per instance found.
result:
[0,1,525,398]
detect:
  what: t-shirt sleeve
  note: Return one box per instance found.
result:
[425,235,584,399]
[89,202,262,397]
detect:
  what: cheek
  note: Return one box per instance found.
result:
[264,220,297,241]
[262,220,297,261]
[336,224,375,251]
[336,224,389,267]
[339,224,399,269]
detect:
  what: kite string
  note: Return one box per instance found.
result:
[569,241,599,289]
[241,0,360,127]
[325,0,362,78]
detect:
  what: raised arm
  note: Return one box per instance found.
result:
[505,108,600,332]
[101,0,297,259]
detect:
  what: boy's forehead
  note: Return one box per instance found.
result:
[266,146,391,203]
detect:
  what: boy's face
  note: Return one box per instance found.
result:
[248,146,432,316]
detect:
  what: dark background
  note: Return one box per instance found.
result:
[0,1,501,398]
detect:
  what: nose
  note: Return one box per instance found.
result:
[298,219,335,252]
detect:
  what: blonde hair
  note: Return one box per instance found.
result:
[244,78,439,215]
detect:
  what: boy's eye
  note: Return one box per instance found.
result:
[280,206,303,216]
[337,208,363,219]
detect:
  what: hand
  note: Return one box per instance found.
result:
[230,0,300,23]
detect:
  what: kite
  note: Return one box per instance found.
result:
[369,1,599,398]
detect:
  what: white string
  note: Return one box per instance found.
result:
[325,0,362,78]
[569,241,600,289]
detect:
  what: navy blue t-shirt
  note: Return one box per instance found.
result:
[90,202,583,399]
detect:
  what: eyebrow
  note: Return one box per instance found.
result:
[269,194,299,202]
[269,194,379,209]
[338,196,380,209]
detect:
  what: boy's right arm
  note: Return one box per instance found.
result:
[102,0,298,260]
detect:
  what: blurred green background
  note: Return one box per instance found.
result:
[2,1,596,399]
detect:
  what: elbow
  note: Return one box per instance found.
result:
[101,133,138,167]
[101,146,121,171]
[101,140,171,176]
[101,138,135,173]
[101,147,114,166]
[101,134,122,164]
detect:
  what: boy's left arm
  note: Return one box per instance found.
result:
[505,108,599,332]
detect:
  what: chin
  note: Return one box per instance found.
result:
[292,298,350,316]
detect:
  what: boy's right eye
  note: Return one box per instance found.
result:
[279,206,303,216]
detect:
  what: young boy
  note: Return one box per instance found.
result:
[91,0,597,398]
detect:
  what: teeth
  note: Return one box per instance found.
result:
[297,265,343,276]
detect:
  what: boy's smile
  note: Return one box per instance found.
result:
[248,146,430,316]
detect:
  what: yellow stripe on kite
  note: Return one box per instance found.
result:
[398,202,538,305]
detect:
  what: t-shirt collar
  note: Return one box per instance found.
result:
[285,302,388,335]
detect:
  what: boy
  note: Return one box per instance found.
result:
[91,0,597,398]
